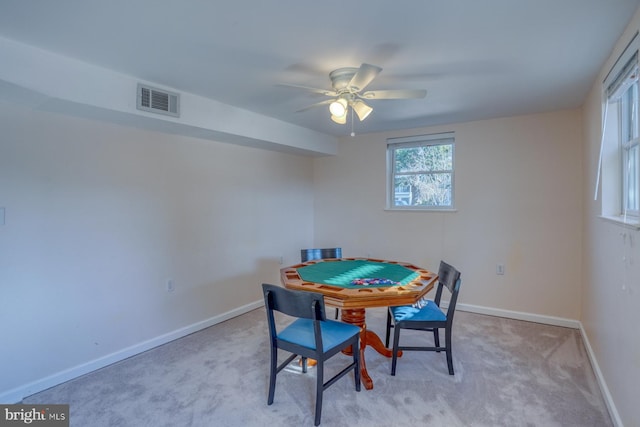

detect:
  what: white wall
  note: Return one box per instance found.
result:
[582,8,640,426]
[313,109,583,319]
[0,103,315,400]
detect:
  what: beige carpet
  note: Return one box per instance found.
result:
[24,307,612,426]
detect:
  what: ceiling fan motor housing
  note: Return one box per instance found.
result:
[330,67,359,91]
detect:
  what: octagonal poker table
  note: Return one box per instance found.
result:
[280,257,438,390]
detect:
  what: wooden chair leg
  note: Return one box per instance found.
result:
[385,310,392,348]
[391,326,401,376]
[353,342,361,391]
[267,347,277,405]
[445,328,454,375]
[315,361,323,426]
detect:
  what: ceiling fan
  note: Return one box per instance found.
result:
[282,63,427,124]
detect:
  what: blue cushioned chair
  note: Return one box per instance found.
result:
[384,261,462,376]
[301,247,342,319]
[262,283,360,426]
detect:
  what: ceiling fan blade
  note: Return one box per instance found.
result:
[348,63,382,92]
[277,83,337,97]
[360,89,427,99]
[351,99,373,121]
[296,99,335,112]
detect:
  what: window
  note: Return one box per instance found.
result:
[387,132,455,210]
[620,84,640,215]
[600,33,640,224]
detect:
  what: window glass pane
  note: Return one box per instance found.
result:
[623,83,639,141]
[626,144,639,212]
[394,144,452,173]
[632,83,638,140]
[394,173,451,207]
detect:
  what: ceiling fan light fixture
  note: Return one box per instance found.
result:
[329,98,347,117]
[351,100,373,121]
[331,112,347,124]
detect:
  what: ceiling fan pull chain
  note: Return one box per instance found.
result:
[350,107,355,137]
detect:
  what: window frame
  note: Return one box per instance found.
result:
[620,85,640,217]
[599,32,640,227]
[386,132,456,211]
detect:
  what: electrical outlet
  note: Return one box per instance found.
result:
[167,279,175,292]
[496,264,505,275]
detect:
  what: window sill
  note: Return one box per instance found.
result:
[384,208,458,213]
[599,215,640,230]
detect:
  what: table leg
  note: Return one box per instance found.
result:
[341,308,400,390]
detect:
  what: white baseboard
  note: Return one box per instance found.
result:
[0,300,264,404]
[455,302,581,329]
[454,302,622,427]
[578,324,624,427]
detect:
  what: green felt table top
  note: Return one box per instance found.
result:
[296,259,420,288]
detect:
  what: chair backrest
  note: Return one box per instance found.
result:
[262,284,331,367]
[300,247,342,262]
[434,261,462,322]
[262,283,327,321]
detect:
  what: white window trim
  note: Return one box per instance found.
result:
[386,132,456,211]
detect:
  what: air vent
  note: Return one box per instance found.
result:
[136,84,180,117]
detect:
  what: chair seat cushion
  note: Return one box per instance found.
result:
[278,319,360,351]
[390,300,446,322]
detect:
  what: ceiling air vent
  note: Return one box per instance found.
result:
[136,84,180,117]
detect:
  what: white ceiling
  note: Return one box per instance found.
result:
[0,0,639,137]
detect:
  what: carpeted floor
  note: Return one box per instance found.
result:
[24,307,613,426]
